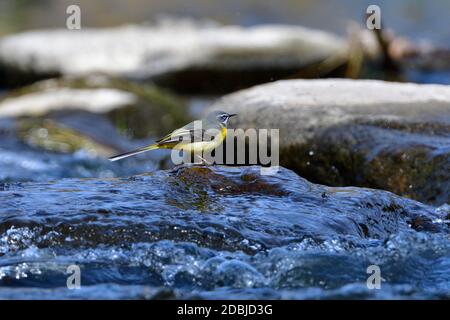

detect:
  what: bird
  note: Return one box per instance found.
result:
[108,110,236,163]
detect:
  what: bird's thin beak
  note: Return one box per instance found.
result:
[228,114,237,118]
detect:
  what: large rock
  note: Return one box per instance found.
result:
[0,21,347,92]
[210,79,450,205]
[0,165,449,299]
[0,76,190,156]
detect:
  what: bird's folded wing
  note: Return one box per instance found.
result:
[156,128,209,145]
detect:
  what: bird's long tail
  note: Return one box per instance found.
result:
[108,144,159,162]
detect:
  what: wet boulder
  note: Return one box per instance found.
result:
[0,165,449,299]
[0,165,446,252]
[0,21,347,93]
[210,79,450,205]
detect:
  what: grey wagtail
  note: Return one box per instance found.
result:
[108,110,236,162]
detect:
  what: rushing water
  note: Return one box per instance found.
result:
[0,165,449,299]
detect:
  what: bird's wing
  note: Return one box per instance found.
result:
[156,120,216,145]
[155,128,192,143]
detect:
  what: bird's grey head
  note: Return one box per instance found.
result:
[207,110,237,126]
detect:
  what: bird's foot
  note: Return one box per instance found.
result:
[195,155,212,165]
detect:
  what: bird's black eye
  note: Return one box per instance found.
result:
[218,114,228,122]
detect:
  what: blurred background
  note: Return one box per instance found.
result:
[1,0,450,43]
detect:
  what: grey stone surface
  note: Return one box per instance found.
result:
[209,79,450,204]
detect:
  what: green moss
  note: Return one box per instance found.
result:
[106,79,189,138]
[2,75,192,139]
[17,118,115,155]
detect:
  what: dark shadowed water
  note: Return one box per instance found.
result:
[1,165,449,299]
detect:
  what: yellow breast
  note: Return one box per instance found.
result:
[173,127,227,153]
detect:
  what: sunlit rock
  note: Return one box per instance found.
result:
[210,79,450,204]
[0,21,347,92]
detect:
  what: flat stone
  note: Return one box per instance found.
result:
[0,21,347,92]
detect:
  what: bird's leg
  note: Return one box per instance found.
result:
[195,154,212,165]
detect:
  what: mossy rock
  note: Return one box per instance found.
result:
[0,75,191,140]
[104,78,189,138]
[16,118,116,156]
[282,122,450,205]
